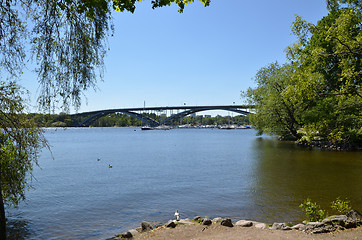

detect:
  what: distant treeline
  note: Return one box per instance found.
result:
[25,113,249,127]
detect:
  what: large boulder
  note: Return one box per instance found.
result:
[321,211,362,229]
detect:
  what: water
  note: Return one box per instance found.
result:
[6,128,362,239]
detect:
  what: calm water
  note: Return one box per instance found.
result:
[7,128,362,239]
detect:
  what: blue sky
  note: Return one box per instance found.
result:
[23,0,329,114]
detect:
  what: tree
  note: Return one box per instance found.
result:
[286,0,361,146]
[245,63,322,140]
[0,81,47,239]
[246,0,361,148]
[0,0,210,238]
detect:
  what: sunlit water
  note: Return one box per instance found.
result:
[6,128,362,239]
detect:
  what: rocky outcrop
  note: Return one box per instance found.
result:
[287,210,362,234]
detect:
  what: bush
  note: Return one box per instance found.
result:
[331,197,352,214]
[299,198,327,222]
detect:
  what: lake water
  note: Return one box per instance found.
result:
[6,127,362,239]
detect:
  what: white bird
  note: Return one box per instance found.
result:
[174,210,180,221]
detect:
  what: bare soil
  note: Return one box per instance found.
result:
[132,224,362,240]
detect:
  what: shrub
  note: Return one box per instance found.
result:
[299,198,327,222]
[331,197,352,214]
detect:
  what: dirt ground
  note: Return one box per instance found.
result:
[132,224,362,240]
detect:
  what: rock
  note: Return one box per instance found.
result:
[202,218,212,225]
[235,220,253,227]
[271,222,292,230]
[220,218,233,227]
[311,225,336,234]
[344,220,357,229]
[212,217,222,223]
[165,220,177,228]
[330,215,348,224]
[118,231,133,239]
[347,209,362,222]
[178,219,193,225]
[254,223,268,229]
[303,222,338,234]
[141,221,153,232]
[291,223,305,230]
[129,229,140,236]
[306,222,324,227]
[321,218,332,225]
[154,223,163,229]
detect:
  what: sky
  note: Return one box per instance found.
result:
[22,0,329,115]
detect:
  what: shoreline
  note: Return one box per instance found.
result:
[108,210,362,240]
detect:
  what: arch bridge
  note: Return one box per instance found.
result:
[71,105,253,127]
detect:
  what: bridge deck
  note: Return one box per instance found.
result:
[72,105,253,116]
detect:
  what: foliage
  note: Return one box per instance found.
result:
[0,81,47,206]
[1,0,210,112]
[299,198,327,222]
[331,197,352,214]
[245,0,361,148]
[23,112,249,127]
[244,62,320,140]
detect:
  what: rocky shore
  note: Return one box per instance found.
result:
[107,210,362,240]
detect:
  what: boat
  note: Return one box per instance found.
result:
[141,126,154,130]
[219,125,237,130]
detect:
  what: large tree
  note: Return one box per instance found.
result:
[0,0,210,239]
[245,62,322,140]
[246,0,361,148]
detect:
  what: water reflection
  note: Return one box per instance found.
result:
[6,216,33,240]
[250,137,362,223]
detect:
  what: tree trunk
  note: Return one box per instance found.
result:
[0,178,6,240]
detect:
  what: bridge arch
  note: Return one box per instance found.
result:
[72,105,253,127]
[78,110,159,127]
[160,107,250,125]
